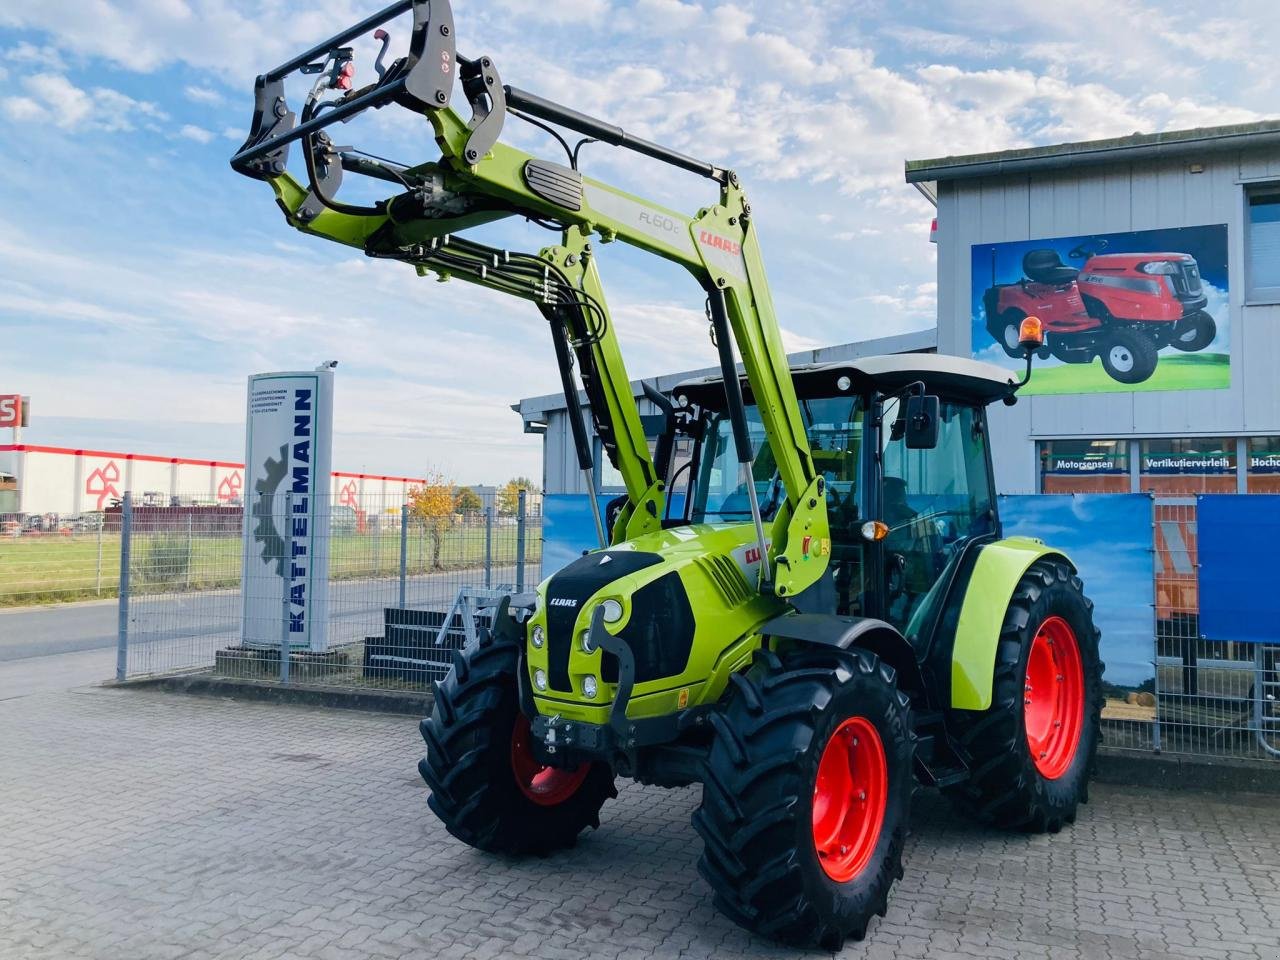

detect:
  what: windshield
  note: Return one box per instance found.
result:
[692,396,864,523]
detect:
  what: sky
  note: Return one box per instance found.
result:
[1,1,1277,486]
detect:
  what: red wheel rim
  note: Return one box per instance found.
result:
[510,715,590,806]
[1024,615,1085,780]
[811,716,888,883]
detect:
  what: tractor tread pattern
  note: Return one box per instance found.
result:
[941,558,1104,832]
[693,646,913,950]
[419,630,615,856]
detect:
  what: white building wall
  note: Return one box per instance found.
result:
[937,146,1280,494]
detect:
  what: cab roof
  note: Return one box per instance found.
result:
[672,353,1015,409]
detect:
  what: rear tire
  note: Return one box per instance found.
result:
[418,629,616,855]
[1099,329,1158,384]
[942,559,1103,833]
[989,309,1026,359]
[1170,311,1216,352]
[694,647,914,950]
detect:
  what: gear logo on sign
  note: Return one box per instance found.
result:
[252,445,289,576]
[85,461,121,510]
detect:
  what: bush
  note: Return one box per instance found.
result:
[138,534,193,586]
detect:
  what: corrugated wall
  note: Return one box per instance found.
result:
[938,147,1280,493]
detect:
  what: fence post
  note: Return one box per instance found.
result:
[186,514,193,589]
[516,489,527,593]
[96,517,103,596]
[485,505,493,589]
[399,503,408,610]
[115,492,132,682]
[280,491,292,685]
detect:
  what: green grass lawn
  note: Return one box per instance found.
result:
[0,525,541,607]
[1023,352,1229,396]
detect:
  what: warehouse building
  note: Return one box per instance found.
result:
[910,119,1280,497]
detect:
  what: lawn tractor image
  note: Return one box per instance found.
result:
[231,1,1103,947]
[983,239,1215,384]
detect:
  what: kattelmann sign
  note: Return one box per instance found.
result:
[240,369,334,651]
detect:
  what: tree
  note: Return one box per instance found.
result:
[498,477,537,515]
[454,486,483,515]
[408,471,456,570]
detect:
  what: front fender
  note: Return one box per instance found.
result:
[951,537,1072,711]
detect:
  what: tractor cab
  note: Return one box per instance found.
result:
[665,353,1013,643]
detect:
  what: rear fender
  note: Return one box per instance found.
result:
[762,613,925,697]
[951,537,1073,710]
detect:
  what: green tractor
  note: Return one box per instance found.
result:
[231,2,1103,947]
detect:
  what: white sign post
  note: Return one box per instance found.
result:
[240,369,334,652]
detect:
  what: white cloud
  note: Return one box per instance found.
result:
[2,72,166,132]
[184,84,223,104]
[179,123,216,144]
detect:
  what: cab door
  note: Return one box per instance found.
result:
[874,398,998,639]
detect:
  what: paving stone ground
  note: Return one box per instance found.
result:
[3,686,1279,960]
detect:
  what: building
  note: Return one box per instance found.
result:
[0,443,433,519]
[909,119,1280,496]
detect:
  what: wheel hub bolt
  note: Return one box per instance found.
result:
[858,791,867,801]
[840,845,849,854]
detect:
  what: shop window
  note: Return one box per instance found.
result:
[1247,185,1280,302]
[1039,439,1129,493]
[1247,436,1280,493]
[1139,437,1236,495]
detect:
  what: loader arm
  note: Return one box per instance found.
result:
[230,0,827,596]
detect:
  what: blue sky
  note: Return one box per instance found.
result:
[1,1,1276,484]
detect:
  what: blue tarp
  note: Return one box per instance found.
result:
[1198,494,1280,643]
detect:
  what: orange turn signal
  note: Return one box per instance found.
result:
[1019,315,1044,350]
[861,520,889,542]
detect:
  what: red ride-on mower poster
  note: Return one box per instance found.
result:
[971,223,1229,394]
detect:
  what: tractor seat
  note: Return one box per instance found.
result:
[1022,249,1079,285]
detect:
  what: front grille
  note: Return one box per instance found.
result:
[1169,261,1204,300]
[543,550,663,691]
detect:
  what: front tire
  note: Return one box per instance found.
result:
[418,629,616,855]
[1170,311,1216,352]
[694,647,914,950]
[943,559,1103,833]
[1099,328,1158,384]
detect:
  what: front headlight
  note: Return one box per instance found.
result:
[600,599,623,623]
[530,624,544,649]
[533,669,547,691]
[581,629,595,653]
[582,676,598,698]
[1138,261,1177,275]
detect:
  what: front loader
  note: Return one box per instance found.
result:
[230,3,1104,948]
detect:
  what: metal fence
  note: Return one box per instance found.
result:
[113,489,542,690]
[6,487,1278,765]
[1099,496,1279,762]
[0,512,120,606]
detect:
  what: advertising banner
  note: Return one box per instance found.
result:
[972,224,1229,394]
[240,370,334,651]
[1198,494,1280,643]
[999,494,1155,692]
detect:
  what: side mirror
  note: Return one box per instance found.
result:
[905,394,940,449]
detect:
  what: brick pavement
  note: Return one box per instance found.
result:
[2,686,1279,960]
